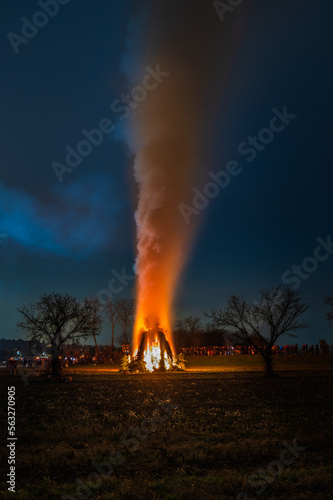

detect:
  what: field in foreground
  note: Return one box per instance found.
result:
[62,353,333,374]
[0,368,333,499]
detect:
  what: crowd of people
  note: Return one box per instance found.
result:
[180,343,325,356]
[5,343,329,369]
[6,357,45,369]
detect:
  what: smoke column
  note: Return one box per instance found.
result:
[123,0,243,352]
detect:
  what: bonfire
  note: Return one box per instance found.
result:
[121,328,185,372]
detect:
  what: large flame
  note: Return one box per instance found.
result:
[124,0,239,356]
[142,338,172,372]
[132,130,196,355]
[133,328,174,371]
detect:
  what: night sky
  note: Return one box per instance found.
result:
[1,0,332,345]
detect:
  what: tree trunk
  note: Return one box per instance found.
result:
[263,349,275,378]
[51,355,61,377]
[93,333,99,359]
[51,345,62,377]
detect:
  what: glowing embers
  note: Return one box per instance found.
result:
[143,339,172,372]
[132,328,174,372]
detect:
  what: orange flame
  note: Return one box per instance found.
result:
[139,338,172,372]
[130,55,202,357]
[126,0,239,365]
[132,135,195,356]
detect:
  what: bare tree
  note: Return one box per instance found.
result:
[176,316,202,335]
[203,322,229,346]
[118,330,130,349]
[85,297,103,358]
[17,293,102,377]
[175,316,203,347]
[104,297,124,349]
[319,339,329,354]
[206,286,309,377]
[185,316,202,336]
[118,298,135,345]
[324,296,333,324]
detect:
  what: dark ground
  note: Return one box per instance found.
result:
[0,361,333,499]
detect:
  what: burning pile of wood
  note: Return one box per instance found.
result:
[124,329,184,372]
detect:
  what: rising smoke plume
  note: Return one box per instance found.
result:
[122,0,243,352]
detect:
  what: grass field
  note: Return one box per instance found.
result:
[184,353,333,371]
[1,358,333,499]
[62,354,333,374]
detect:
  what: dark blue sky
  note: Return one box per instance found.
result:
[1,0,332,345]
